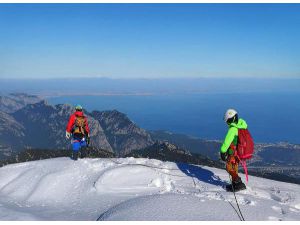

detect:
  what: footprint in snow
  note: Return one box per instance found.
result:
[271,206,287,215]
[268,216,282,221]
[270,192,293,204]
[241,197,255,206]
[268,186,295,204]
[201,191,225,201]
[230,195,255,206]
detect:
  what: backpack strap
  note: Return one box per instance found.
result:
[234,152,249,183]
[240,160,249,183]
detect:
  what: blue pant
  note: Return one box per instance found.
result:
[72,138,87,152]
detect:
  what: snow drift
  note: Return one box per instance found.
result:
[0,157,299,221]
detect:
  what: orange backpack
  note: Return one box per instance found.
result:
[73,115,86,135]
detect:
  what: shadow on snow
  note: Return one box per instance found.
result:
[176,162,227,187]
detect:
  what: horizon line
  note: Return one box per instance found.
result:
[1,76,300,80]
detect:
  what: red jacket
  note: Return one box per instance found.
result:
[66,111,90,134]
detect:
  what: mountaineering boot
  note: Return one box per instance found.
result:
[72,151,79,161]
[80,147,87,159]
[226,177,246,192]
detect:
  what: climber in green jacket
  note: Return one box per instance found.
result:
[221,109,247,191]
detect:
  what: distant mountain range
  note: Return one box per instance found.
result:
[0,93,153,158]
[150,130,300,167]
[149,130,300,184]
[0,93,299,184]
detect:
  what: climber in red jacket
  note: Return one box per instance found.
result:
[65,105,90,160]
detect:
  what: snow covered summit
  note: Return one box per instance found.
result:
[0,157,299,221]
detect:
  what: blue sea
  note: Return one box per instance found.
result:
[47,92,300,144]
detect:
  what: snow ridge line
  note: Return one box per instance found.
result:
[2,158,299,220]
[106,158,188,177]
[101,158,246,221]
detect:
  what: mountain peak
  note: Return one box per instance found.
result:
[92,110,154,155]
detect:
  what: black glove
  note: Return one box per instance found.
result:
[86,135,90,147]
[220,152,228,161]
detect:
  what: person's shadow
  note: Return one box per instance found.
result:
[177,162,227,187]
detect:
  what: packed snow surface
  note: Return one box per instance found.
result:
[0,157,300,221]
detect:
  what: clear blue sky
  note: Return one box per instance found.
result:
[0,3,300,79]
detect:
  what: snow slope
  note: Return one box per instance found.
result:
[0,157,299,221]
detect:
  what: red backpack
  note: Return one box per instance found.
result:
[237,129,254,160]
[236,129,254,182]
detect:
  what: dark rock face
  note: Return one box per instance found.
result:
[0,93,41,158]
[11,101,113,152]
[0,111,25,139]
[0,111,25,158]
[92,110,154,156]
[126,141,223,168]
[150,130,221,160]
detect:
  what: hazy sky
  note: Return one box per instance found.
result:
[0,4,300,79]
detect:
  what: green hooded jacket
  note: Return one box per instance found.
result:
[220,118,248,154]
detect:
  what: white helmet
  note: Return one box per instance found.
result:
[224,109,238,122]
